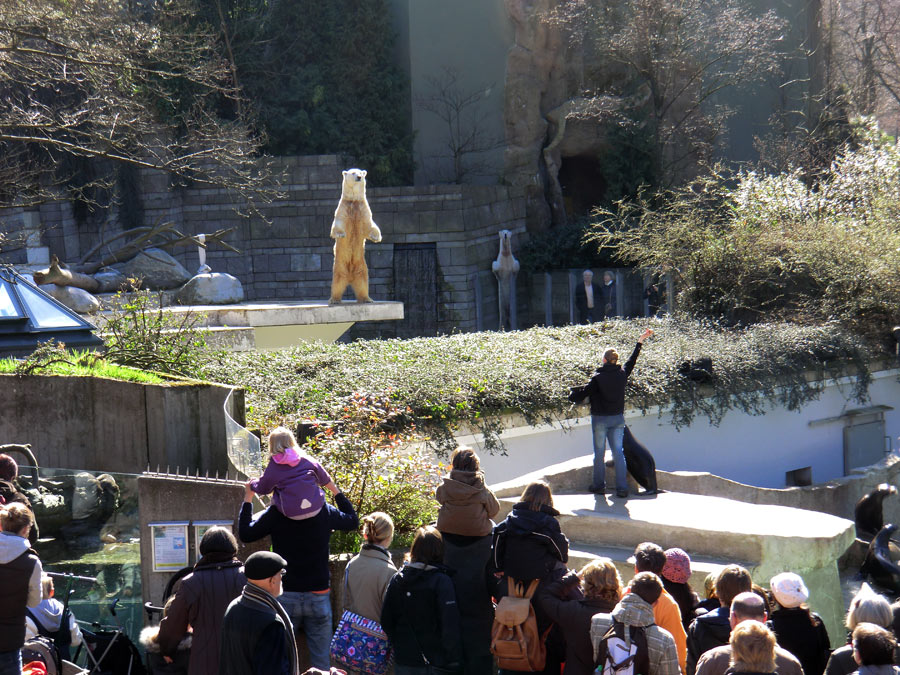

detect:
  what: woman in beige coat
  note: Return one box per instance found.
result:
[342,512,396,623]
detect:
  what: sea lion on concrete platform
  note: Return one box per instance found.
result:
[862,523,900,594]
[623,426,658,494]
[856,483,898,541]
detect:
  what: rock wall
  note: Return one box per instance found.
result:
[0,375,242,475]
[503,0,587,230]
[0,155,528,337]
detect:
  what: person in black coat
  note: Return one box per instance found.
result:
[492,481,570,675]
[491,481,569,584]
[768,573,831,675]
[381,526,462,675]
[237,480,358,670]
[568,328,654,498]
[686,565,753,675]
[574,270,603,324]
[599,271,617,319]
[535,559,622,675]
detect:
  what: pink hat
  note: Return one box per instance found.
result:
[662,548,692,584]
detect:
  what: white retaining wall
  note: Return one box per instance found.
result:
[464,368,900,487]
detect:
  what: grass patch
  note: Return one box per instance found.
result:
[0,353,165,384]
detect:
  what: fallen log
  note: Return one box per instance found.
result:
[32,256,100,292]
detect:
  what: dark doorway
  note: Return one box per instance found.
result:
[558,155,608,218]
[393,242,438,337]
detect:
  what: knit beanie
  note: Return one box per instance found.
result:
[0,455,18,482]
[662,548,692,584]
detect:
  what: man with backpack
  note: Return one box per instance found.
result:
[591,572,680,675]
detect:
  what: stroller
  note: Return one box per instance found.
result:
[78,598,146,675]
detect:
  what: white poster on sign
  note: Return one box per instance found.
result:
[193,521,234,560]
[149,522,189,572]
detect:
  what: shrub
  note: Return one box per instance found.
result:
[303,393,441,552]
[589,120,900,341]
[101,290,215,377]
[200,318,877,455]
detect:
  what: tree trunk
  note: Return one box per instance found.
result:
[32,255,100,292]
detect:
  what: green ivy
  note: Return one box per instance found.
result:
[199,318,878,455]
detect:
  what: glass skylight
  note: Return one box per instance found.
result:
[0,268,102,356]
[0,281,19,318]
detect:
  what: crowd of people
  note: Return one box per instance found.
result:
[148,428,900,675]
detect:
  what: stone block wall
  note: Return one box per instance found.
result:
[0,154,528,337]
[0,375,241,475]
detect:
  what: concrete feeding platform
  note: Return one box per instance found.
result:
[496,491,854,645]
[160,300,404,349]
[497,492,855,565]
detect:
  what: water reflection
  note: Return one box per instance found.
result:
[18,466,144,654]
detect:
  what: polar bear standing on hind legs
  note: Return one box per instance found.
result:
[329,168,382,304]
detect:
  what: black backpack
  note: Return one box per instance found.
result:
[25,606,73,662]
[21,636,61,675]
[594,620,650,675]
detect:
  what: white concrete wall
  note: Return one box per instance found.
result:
[463,369,900,487]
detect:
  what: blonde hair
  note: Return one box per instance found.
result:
[0,502,33,534]
[704,572,718,599]
[41,574,53,598]
[362,512,394,547]
[520,481,553,511]
[267,427,297,455]
[581,558,622,604]
[730,620,776,673]
[603,348,619,365]
[847,589,893,631]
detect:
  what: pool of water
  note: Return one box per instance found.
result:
[17,466,146,660]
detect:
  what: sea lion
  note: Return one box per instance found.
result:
[862,523,900,594]
[623,426,658,494]
[855,483,898,541]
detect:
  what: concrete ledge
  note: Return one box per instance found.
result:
[497,492,853,570]
[492,453,900,528]
[492,457,859,646]
[163,300,404,328]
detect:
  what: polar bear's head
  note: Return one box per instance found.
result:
[341,168,367,200]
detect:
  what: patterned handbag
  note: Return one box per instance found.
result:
[330,609,393,675]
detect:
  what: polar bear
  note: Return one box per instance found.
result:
[329,168,382,304]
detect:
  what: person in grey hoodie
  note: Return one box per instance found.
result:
[0,502,42,675]
[24,574,83,661]
[591,572,680,675]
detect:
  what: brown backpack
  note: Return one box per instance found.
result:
[490,577,550,672]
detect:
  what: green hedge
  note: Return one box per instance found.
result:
[200,318,878,454]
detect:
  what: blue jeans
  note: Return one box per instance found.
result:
[591,414,627,492]
[0,650,21,675]
[278,590,333,669]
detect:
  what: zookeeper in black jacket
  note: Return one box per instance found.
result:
[569,328,653,498]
